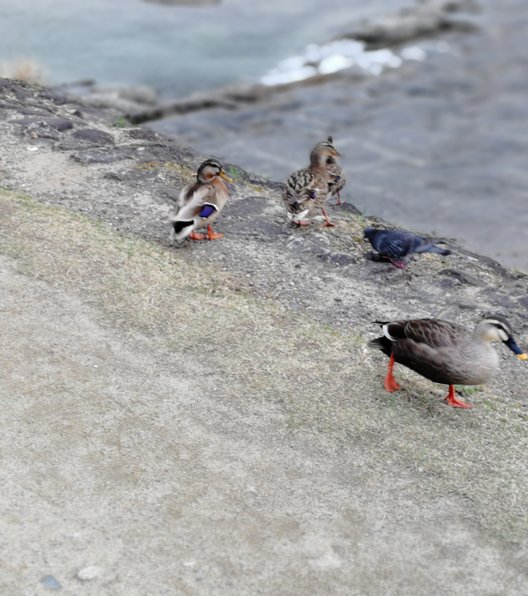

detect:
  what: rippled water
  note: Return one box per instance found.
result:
[0,0,410,96]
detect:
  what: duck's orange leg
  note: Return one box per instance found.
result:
[206,225,223,240]
[321,207,335,227]
[189,231,206,240]
[335,191,342,206]
[444,384,472,409]
[384,354,401,392]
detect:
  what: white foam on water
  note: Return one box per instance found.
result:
[401,46,426,61]
[260,39,428,86]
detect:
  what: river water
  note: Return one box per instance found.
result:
[0,0,410,95]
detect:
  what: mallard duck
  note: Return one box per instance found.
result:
[369,316,527,409]
[283,137,341,227]
[170,159,233,242]
[364,227,451,268]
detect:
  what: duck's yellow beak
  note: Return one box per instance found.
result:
[219,171,233,183]
[518,353,528,360]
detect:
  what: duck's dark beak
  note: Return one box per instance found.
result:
[505,336,528,360]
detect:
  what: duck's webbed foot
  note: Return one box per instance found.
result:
[444,384,472,409]
[206,225,223,240]
[321,208,335,227]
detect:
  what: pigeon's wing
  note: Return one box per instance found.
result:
[413,240,451,256]
[374,231,415,258]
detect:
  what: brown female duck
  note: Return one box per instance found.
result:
[283,137,342,227]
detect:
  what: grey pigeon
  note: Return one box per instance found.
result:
[363,227,451,269]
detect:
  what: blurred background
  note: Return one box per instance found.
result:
[0,0,409,94]
[1,0,527,271]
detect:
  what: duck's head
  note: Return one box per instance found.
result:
[477,316,527,360]
[197,159,233,184]
[310,136,342,167]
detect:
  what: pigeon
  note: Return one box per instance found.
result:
[363,227,451,269]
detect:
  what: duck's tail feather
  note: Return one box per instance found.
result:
[368,336,392,357]
[171,219,194,242]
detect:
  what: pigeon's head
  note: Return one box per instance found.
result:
[363,227,379,242]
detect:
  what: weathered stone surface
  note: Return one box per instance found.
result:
[126,127,161,141]
[72,127,115,145]
[438,268,480,286]
[38,89,68,104]
[57,81,160,115]
[226,196,271,217]
[323,252,357,267]
[14,115,75,140]
[44,116,75,131]
[70,147,137,164]
[341,0,478,47]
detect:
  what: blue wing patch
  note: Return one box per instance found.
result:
[198,203,218,219]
